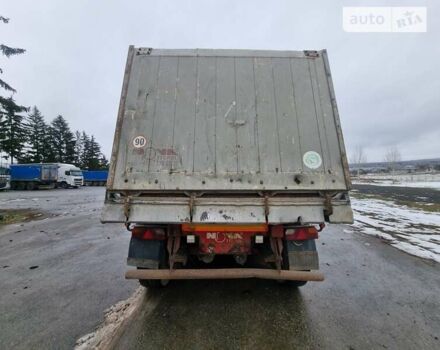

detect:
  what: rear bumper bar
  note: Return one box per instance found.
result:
[125,268,324,281]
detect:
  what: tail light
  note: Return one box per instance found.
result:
[131,227,166,240]
[285,226,318,241]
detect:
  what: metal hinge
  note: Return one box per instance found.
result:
[136,47,153,55]
[304,50,319,58]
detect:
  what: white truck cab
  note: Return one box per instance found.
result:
[57,163,83,188]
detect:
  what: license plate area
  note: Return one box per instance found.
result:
[198,232,252,255]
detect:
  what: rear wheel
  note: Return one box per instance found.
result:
[279,239,308,287]
[138,244,170,288]
[16,182,25,190]
[26,182,35,191]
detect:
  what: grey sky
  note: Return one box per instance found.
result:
[1,0,438,162]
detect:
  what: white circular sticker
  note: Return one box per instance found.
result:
[133,135,147,148]
[303,151,322,169]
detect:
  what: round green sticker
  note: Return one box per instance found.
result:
[303,151,322,169]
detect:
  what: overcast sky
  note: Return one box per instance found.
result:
[1,0,438,162]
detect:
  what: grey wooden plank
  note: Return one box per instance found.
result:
[113,52,142,187]
[235,57,259,174]
[254,57,281,173]
[123,56,160,179]
[215,57,238,174]
[194,57,216,174]
[144,48,309,58]
[149,56,179,173]
[309,59,330,173]
[290,58,324,173]
[172,57,198,173]
[314,57,345,175]
[272,58,303,173]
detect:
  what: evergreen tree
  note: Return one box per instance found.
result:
[0,15,27,158]
[79,131,90,168]
[23,106,48,163]
[0,96,28,163]
[73,130,83,167]
[50,115,75,163]
[84,135,102,169]
[98,154,109,169]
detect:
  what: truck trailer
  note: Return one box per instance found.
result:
[10,163,58,190]
[82,170,108,186]
[102,47,353,287]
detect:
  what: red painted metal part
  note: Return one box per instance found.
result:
[197,231,253,254]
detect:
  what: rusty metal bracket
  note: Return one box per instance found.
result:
[323,193,333,217]
[123,195,131,222]
[269,237,283,270]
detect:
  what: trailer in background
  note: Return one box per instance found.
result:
[10,164,58,190]
[82,170,108,186]
[0,165,10,190]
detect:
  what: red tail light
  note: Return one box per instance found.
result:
[285,226,318,241]
[131,227,166,240]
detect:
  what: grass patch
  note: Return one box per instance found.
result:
[0,209,47,225]
[350,192,440,213]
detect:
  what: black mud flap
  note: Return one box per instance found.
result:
[127,238,166,269]
[286,239,319,270]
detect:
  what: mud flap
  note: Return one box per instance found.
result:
[286,239,319,270]
[127,238,165,269]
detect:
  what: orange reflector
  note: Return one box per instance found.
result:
[181,223,268,233]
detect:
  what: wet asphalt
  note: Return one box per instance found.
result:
[1,187,439,350]
[0,187,137,349]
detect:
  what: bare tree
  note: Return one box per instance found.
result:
[384,147,402,178]
[350,145,367,178]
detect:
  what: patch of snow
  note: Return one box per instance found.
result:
[351,197,440,263]
[75,287,145,350]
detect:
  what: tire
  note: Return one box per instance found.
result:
[60,182,68,189]
[26,182,35,191]
[16,182,25,190]
[10,182,17,190]
[138,243,170,289]
[279,239,308,287]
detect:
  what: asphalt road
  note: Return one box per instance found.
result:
[1,187,439,350]
[0,187,137,349]
[115,224,440,350]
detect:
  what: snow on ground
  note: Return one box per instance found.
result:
[352,172,440,190]
[352,180,440,190]
[351,197,440,263]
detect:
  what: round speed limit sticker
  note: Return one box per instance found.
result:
[132,135,147,148]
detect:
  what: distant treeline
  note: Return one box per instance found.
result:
[0,102,108,169]
[0,15,108,170]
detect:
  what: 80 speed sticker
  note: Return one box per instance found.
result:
[303,151,322,169]
[133,135,147,148]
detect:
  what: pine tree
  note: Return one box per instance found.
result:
[84,135,102,169]
[73,130,83,167]
[50,115,75,163]
[0,96,28,163]
[79,131,90,168]
[23,106,48,163]
[1,15,27,156]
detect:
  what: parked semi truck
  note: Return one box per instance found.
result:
[10,163,58,190]
[56,163,83,188]
[82,170,108,186]
[102,47,353,288]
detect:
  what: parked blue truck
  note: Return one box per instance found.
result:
[10,164,58,190]
[82,170,108,186]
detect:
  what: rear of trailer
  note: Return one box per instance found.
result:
[102,47,353,286]
[10,164,58,190]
